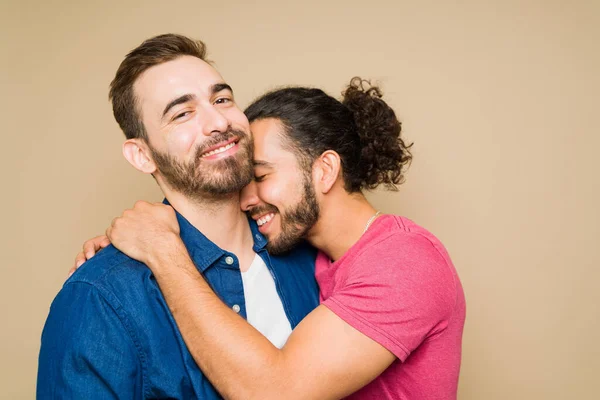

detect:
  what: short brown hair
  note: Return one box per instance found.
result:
[109,34,208,140]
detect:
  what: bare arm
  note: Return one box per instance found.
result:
[103,201,395,400]
[147,235,395,400]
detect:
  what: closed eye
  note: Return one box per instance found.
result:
[254,175,266,182]
[174,111,192,120]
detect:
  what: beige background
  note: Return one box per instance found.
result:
[2,0,599,398]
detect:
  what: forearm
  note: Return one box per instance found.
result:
[149,241,293,400]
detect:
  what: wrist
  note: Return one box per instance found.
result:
[145,233,189,271]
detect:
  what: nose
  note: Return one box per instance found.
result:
[240,180,260,212]
[202,105,230,136]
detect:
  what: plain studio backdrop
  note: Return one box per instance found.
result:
[1,0,599,398]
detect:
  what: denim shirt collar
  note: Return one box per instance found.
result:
[162,198,268,272]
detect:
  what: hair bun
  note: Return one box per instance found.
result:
[342,77,413,190]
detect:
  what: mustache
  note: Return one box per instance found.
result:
[193,128,249,161]
[249,204,278,219]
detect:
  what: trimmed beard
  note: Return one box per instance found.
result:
[251,172,320,255]
[149,128,254,201]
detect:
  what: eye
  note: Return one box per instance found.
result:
[174,111,192,120]
[215,97,232,105]
[254,175,266,182]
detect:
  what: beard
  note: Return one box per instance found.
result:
[149,128,254,201]
[251,173,320,255]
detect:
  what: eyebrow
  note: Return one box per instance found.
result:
[253,160,275,168]
[162,94,196,119]
[210,82,233,96]
[161,83,234,120]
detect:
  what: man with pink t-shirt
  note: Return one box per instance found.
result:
[315,214,465,398]
[77,71,465,398]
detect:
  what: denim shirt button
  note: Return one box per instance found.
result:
[225,256,234,265]
[232,304,241,313]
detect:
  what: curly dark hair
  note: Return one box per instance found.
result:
[244,77,413,192]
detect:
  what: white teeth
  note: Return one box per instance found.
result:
[257,213,274,226]
[201,141,236,157]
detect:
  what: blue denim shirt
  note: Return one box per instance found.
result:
[37,208,319,399]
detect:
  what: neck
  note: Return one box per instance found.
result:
[306,189,379,262]
[164,189,255,267]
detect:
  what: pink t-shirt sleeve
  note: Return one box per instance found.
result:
[321,231,459,361]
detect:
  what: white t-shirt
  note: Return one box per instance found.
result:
[241,254,293,348]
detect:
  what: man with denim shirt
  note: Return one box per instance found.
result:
[37,34,319,399]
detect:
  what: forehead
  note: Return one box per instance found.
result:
[133,55,224,116]
[250,118,298,166]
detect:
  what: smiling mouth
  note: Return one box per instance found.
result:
[200,139,239,158]
[256,212,275,226]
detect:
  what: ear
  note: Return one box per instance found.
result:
[122,139,157,174]
[313,150,341,194]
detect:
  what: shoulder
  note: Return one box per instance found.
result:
[343,215,461,308]
[62,244,155,314]
[39,278,142,389]
[44,246,153,350]
[67,245,149,287]
[356,215,453,271]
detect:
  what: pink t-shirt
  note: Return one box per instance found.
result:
[315,215,466,400]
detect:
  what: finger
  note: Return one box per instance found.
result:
[99,236,111,248]
[67,267,76,278]
[134,200,149,210]
[74,252,86,268]
[84,246,96,260]
[83,235,103,259]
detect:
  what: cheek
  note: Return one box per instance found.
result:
[228,107,250,131]
[256,175,301,210]
[256,180,280,207]
[166,126,198,155]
